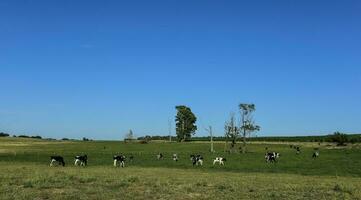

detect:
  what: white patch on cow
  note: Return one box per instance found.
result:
[172,154,178,161]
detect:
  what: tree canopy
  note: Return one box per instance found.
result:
[175,105,197,142]
[239,103,260,153]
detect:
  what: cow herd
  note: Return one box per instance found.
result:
[49,154,224,167]
[49,148,319,167]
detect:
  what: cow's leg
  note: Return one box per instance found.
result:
[74,159,78,166]
[50,159,55,167]
[113,159,117,167]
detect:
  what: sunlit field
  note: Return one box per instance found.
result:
[1,137,361,199]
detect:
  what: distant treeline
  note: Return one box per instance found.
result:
[0,132,10,137]
[137,135,177,141]
[0,131,82,141]
[17,135,43,139]
[0,132,43,139]
[192,133,361,143]
[3,130,360,144]
[138,133,361,144]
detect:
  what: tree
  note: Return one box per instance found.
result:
[124,129,134,142]
[329,132,348,146]
[224,113,240,153]
[239,103,260,153]
[175,105,197,142]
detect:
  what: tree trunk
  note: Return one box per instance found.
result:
[242,130,246,153]
[241,110,246,154]
[210,126,214,153]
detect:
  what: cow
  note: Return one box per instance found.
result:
[74,155,87,166]
[213,157,226,166]
[265,152,280,163]
[190,155,203,166]
[50,156,65,167]
[172,154,178,162]
[157,153,164,160]
[312,151,319,158]
[113,155,126,167]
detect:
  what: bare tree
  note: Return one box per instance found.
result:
[124,129,134,142]
[224,113,240,153]
[239,104,260,153]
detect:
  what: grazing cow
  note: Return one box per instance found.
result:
[113,155,126,167]
[190,155,203,166]
[74,155,87,166]
[213,157,226,166]
[157,153,164,160]
[312,151,319,158]
[172,154,178,162]
[50,156,65,167]
[265,152,280,163]
[296,146,301,155]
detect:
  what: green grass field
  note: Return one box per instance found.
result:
[1,137,361,199]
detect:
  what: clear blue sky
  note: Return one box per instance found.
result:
[0,0,360,139]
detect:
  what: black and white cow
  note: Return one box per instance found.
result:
[265,152,280,163]
[113,155,126,167]
[74,155,87,166]
[312,151,319,158]
[157,153,164,160]
[50,156,65,167]
[213,157,226,166]
[172,154,178,162]
[190,155,203,166]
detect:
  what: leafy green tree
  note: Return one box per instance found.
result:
[239,103,260,153]
[175,105,197,142]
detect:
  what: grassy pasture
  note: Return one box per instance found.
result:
[1,137,361,199]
